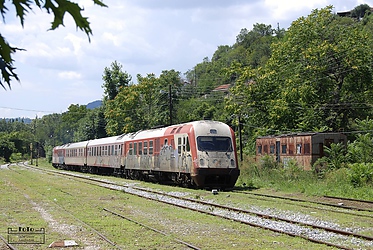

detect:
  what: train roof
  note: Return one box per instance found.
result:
[87,135,130,146]
[60,140,89,149]
[54,120,232,149]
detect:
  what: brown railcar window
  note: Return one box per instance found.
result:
[134,142,137,156]
[296,143,302,154]
[281,145,287,154]
[257,145,262,154]
[289,144,294,155]
[263,145,268,154]
[304,143,310,154]
[129,143,133,155]
[270,145,275,154]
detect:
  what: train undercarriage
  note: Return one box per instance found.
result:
[52,163,238,190]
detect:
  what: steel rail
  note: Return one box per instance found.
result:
[0,235,18,250]
[235,190,373,219]
[239,191,373,212]
[323,195,373,204]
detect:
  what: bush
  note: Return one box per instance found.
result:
[10,153,23,162]
[348,163,373,187]
[259,155,278,170]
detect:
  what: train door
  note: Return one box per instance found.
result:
[159,138,172,171]
[58,149,65,164]
[109,144,121,168]
[126,142,137,169]
[175,135,191,173]
[276,141,280,163]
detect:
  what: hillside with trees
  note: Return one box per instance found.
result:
[1,5,373,189]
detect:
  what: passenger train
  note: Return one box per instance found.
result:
[52,120,240,189]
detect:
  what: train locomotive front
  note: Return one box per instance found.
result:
[185,121,240,189]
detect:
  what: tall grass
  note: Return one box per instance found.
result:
[237,155,373,200]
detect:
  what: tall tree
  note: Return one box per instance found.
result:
[102,61,132,101]
[239,6,373,133]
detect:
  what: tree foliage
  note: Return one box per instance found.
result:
[0,0,107,90]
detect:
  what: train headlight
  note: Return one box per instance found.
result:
[200,159,205,166]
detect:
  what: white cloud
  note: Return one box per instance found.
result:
[58,71,82,80]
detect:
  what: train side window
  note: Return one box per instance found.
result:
[178,137,182,155]
[186,137,190,152]
[144,141,148,155]
[129,143,133,155]
[120,145,123,155]
[114,145,118,155]
[134,142,137,156]
[139,142,142,155]
[164,139,168,146]
[149,140,154,155]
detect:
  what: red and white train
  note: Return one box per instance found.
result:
[52,120,240,189]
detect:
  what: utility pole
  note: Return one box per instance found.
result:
[238,115,243,162]
[169,84,172,125]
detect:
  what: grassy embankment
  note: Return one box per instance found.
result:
[236,155,373,200]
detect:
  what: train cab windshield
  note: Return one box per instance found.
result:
[197,136,233,152]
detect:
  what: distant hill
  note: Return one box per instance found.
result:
[2,118,32,124]
[86,100,102,110]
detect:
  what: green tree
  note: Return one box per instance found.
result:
[348,117,373,163]
[61,104,88,142]
[102,61,132,101]
[105,84,144,135]
[75,107,107,140]
[0,0,107,90]
[243,6,373,133]
[350,4,372,19]
[0,132,16,162]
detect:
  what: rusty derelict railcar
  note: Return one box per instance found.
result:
[256,132,347,170]
[52,120,240,189]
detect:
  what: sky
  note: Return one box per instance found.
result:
[0,0,371,118]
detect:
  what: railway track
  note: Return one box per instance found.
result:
[234,190,373,220]
[0,234,17,250]
[236,191,373,212]
[16,162,373,249]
